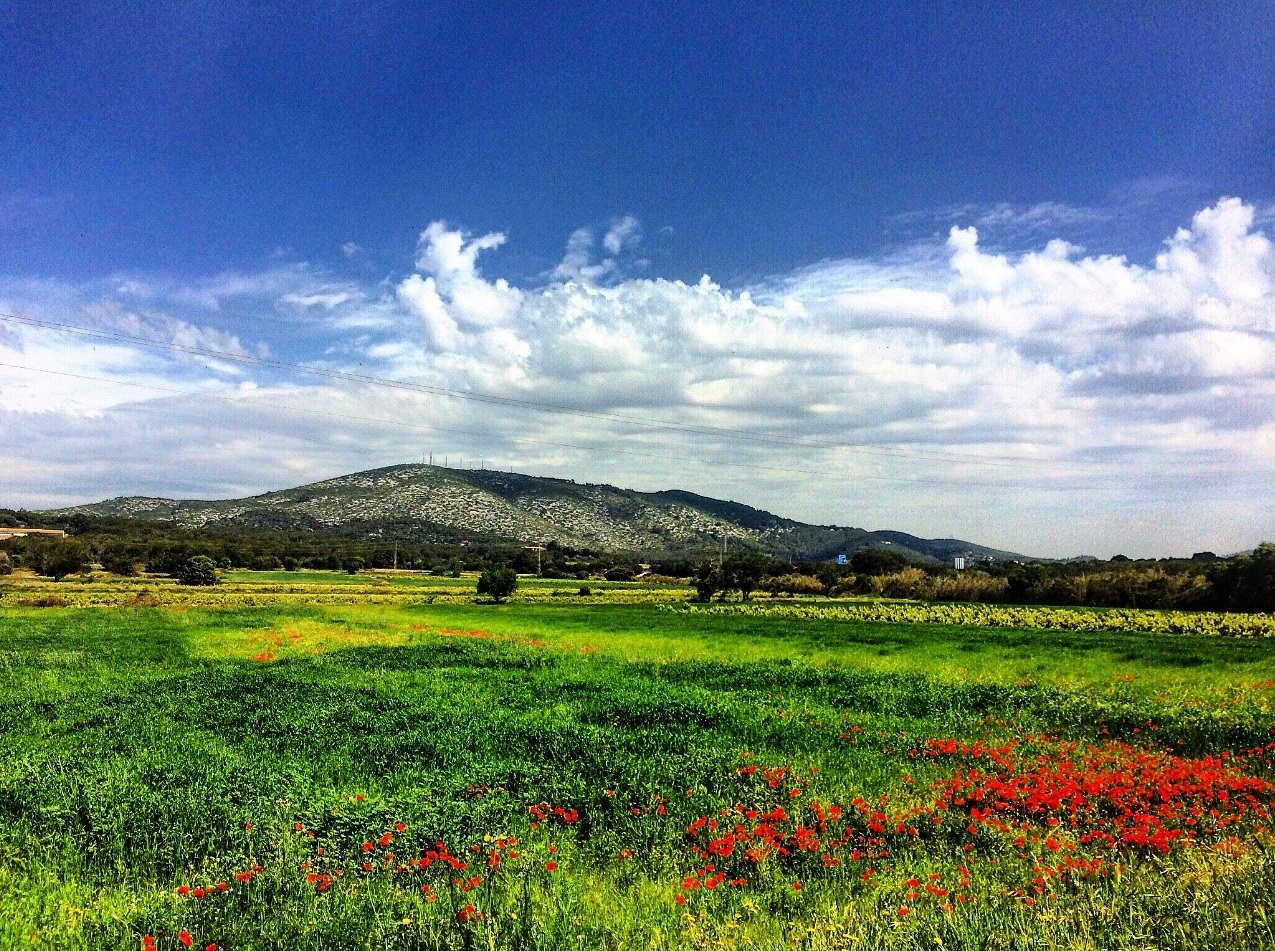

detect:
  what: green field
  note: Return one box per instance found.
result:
[1,573,1273,949]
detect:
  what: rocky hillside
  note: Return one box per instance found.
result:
[47,464,1031,562]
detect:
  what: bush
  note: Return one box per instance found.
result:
[764,573,826,596]
[344,556,365,575]
[477,567,518,603]
[39,540,90,580]
[0,550,11,576]
[174,555,218,586]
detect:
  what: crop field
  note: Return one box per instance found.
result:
[1,573,1274,950]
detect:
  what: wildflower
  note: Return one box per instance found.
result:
[545,860,557,872]
[178,933,193,949]
[142,938,155,951]
[898,907,909,917]
[792,881,802,890]
[395,822,406,832]
[176,885,190,896]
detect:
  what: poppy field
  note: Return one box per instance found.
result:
[1,576,1274,949]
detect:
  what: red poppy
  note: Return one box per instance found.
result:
[178,933,193,949]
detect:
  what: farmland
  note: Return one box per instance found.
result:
[1,573,1273,949]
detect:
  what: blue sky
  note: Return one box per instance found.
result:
[1,1,1273,557]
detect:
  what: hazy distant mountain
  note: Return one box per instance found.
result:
[46,464,1033,562]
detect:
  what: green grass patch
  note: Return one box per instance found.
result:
[1,578,1273,949]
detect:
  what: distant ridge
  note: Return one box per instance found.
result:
[45,464,1035,562]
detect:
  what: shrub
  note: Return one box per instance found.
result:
[175,555,218,586]
[477,567,518,603]
[764,573,826,596]
[39,540,90,580]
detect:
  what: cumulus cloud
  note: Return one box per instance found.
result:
[2,199,1273,556]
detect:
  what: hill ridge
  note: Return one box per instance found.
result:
[45,463,1033,562]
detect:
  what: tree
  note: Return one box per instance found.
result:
[692,561,722,602]
[722,552,770,600]
[40,540,90,580]
[850,547,910,576]
[175,555,218,586]
[100,546,145,577]
[477,566,518,603]
[1211,543,1275,613]
[0,550,11,576]
[344,556,365,575]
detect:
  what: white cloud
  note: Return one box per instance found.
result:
[2,199,1273,557]
[281,291,355,310]
[603,214,642,256]
[552,214,644,284]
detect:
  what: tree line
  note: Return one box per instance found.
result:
[1,510,1270,613]
[688,545,1275,613]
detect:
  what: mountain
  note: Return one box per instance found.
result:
[44,464,1033,562]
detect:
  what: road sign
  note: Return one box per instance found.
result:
[836,554,846,565]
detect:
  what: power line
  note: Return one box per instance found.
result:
[0,310,1071,470]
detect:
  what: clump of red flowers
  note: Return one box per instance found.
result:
[924,737,1275,854]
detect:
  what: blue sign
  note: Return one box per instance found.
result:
[836,554,847,565]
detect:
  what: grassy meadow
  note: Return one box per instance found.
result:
[1,571,1273,949]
